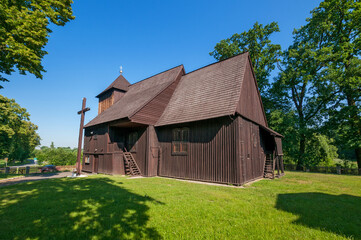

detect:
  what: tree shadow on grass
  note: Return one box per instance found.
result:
[275,192,361,239]
[0,177,164,240]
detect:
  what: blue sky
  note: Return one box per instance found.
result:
[1,0,321,148]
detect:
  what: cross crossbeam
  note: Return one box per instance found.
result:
[77,107,90,115]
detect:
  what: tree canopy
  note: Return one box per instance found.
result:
[0,95,40,161]
[284,0,361,168]
[33,143,79,166]
[0,0,75,88]
[210,22,282,96]
[211,0,361,170]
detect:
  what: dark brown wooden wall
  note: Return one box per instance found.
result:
[83,125,148,175]
[83,126,114,174]
[113,89,125,103]
[82,117,275,185]
[236,60,267,127]
[98,91,113,114]
[157,117,239,184]
[98,89,125,114]
[83,129,92,154]
[82,154,93,172]
[83,125,108,154]
[238,117,266,184]
[128,128,147,175]
[130,71,183,125]
[146,126,160,176]
[97,154,113,174]
[275,137,283,155]
[112,152,125,175]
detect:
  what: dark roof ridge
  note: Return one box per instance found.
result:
[96,85,129,98]
[184,52,249,76]
[129,64,184,87]
[96,74,130,98]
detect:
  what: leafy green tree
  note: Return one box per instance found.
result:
[210,22,282,113]
[268,109,299,164]
[33,145,79,166]
[287,0,361,170]
[305,133,338,167]
[0,95,40,161]
[275,42,337,167]
[0,0,75,88]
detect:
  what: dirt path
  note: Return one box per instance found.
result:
[0,172,73,188]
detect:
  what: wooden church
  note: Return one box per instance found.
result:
[82,52,284,185]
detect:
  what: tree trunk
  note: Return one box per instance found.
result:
[297,112,306,170]
[346,93,361,174]
[356,148,361,175]
[298,134,306,170]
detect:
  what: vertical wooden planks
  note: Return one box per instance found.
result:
[238,116,266,184]
[157,117,239,185]
[146,125,160,176]
[236,59,267,127]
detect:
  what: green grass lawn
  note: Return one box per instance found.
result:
[0,172,360,240]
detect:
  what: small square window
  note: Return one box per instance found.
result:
[84,155,90,164]
[172,128,189,155]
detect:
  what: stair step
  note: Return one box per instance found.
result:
[123,151,141,176]
[264,155,275,179]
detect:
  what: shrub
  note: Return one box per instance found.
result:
[33,144,81,166]
[304,134,338,167]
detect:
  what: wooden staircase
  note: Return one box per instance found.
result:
[264,154,274,179]
[123,151,141,176]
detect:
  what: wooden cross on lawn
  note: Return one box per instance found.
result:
[76,98,90,175]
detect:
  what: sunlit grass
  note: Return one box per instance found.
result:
[0,172,360,240]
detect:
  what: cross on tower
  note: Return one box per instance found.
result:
[76,98,90,175]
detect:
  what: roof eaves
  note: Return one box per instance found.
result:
[259,124,284,138]
[235,112,284,138]
[155,111,235,127]
[85,116,131,128]
[95,87,120,98]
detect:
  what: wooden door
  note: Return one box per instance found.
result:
[244,121,252,181]
[97,155,105,173]
[149,147,159,176]
[239,119,247,183]
[113,153,125,175]
[92,155,98,173]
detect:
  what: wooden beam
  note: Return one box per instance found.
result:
[76,98,90,175]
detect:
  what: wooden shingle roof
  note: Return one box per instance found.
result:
[156,53,248,126]
[85,52,275,130]
[96,75,130,98]
[85,65,184,127]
